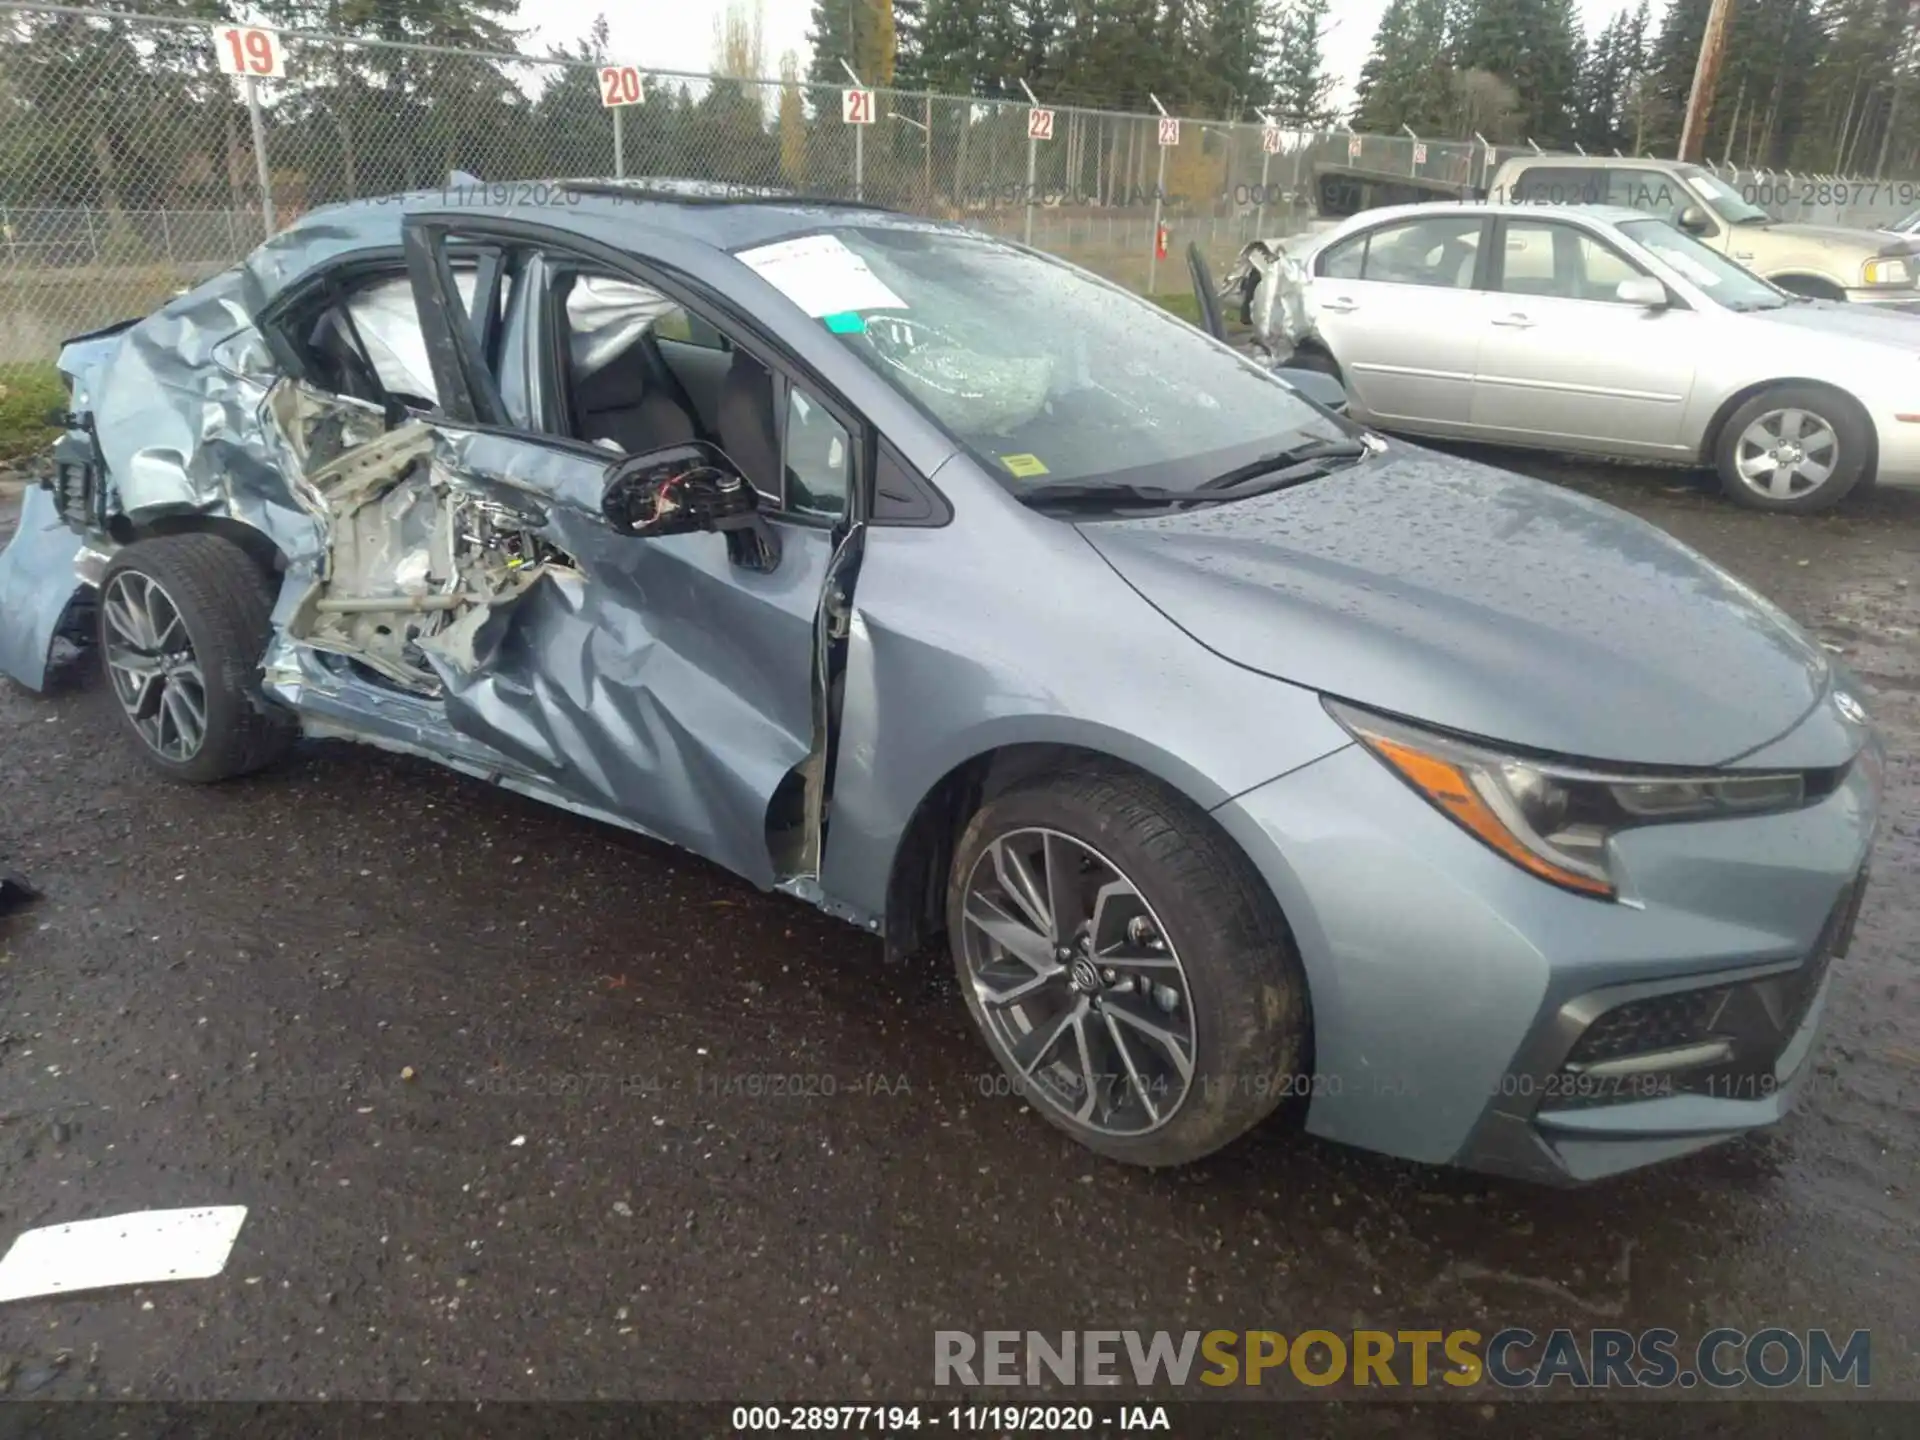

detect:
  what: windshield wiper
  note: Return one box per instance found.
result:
[1196,437,1370,495]
[1018,481,1189,511]
[1019,437,1371,513]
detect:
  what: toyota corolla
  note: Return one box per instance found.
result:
[0,181,1882,1182]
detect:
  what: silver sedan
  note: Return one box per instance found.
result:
[1244,202,1920,513]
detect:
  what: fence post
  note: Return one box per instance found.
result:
[613,105,625,178]
[1253,112,1275,238]
[84,208,99,265]
[159,208,174,267]
[1147,94,1172,295]
[1,207,13,268]
[1150,142,1167,293]
[1291,131,1308,226]
[1020,81,1042,246]
[245,76,276,234]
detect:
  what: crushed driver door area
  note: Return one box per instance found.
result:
[369,210,847,891]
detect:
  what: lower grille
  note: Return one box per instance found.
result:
[1546,872,1866,1111]
[1565,987,1731,1068]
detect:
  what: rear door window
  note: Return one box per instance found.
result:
[1316,215,1485,289]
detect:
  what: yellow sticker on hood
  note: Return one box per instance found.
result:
[1000,453,1050,478]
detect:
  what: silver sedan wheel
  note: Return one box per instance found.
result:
[1734,408,1839,501]
[960,827,1196,1137]
[102,570,207,763]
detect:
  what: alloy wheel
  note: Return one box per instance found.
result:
[1734,408,1839,501]
[102,570,208,763]
[959,827,1196,1136]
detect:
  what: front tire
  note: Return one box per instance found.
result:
[97,534,296,782]
[1713,384,1871,513]
[946,765,1310,1167]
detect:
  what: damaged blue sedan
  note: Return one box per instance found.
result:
[0,181,1883,1182]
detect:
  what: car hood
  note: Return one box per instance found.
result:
[1758,220,1920,255]
[1077,446,1834,767]
[1737,298,1920,350]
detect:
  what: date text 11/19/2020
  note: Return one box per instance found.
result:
[731,1406,1172,1432]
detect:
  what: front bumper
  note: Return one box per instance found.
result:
[0,484,91,692]
[1211,735,1880,1184]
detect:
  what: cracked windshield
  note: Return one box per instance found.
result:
[741,227,1347,497]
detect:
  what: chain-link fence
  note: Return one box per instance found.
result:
[4,0,1915,368]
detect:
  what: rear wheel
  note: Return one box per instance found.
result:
[97,534,295,782]
[947,765,1309,1167]
[1713,385,1871,514]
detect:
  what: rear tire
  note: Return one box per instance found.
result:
[946,764,1310,1168]
[1713,384,1871,514]
[97,534,295,782]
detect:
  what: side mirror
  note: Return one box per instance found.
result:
[602,440,781,571]
[1273,365,1349,414]
[1679,204,1713,236]
[1615,275,1670,309]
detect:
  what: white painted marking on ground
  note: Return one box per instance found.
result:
[0,1206,248,1302]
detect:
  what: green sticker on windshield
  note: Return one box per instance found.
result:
[1000,453,1050,478]
[822,310,867,334]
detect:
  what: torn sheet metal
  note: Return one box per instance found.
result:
[0,1206,247,1302]
[0,485,87,691]
[410,429,831,890]
[1219,237,1316,361]
[78,269,328,570]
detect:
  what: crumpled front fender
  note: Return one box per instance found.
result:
[0,485,88,692]
[1220,237,1317,359]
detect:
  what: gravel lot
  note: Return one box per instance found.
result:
[0,460,1915,1418]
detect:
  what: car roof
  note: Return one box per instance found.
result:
[1501,154,1688,170]
[1319,200,1651,234]
[245,177,963,306]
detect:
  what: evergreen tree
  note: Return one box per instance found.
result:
[1270,0,1334,124]
[808,0,900,88]
[1197,0,1277,116]
[1353,0,1454,134]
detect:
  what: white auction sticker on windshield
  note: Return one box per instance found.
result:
[1658,251,1723,287]
[737,234,907,317]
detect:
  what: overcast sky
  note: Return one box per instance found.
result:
[525,1,1642,109]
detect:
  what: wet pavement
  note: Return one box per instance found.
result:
[0,462,1915,1412]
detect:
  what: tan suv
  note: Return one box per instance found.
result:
[1489,155,1920,309]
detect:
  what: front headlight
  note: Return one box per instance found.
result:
[1861,257,1912,286]
[1325,700,1811,900]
